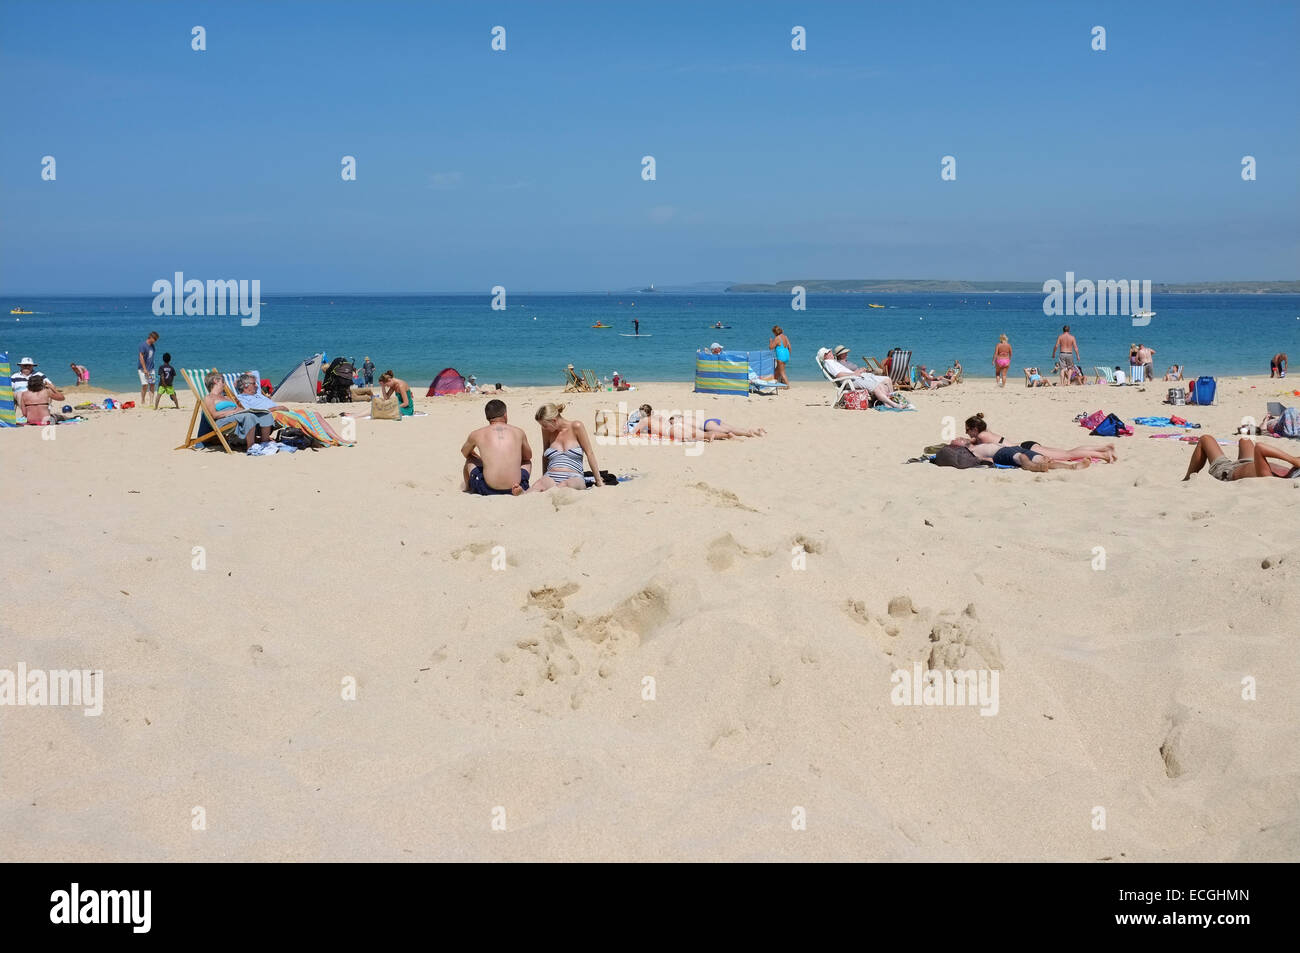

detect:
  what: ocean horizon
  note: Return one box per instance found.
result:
[4,291,1296,392]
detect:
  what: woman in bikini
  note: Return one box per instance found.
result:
[993,335,1012,387]
[378,370,415,417]
[531,402,604,491]
[957,413,1118,463]
[631,409,763,440]
[17,375,63,425]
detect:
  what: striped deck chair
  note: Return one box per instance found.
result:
[582,369,599,391]
[176,367,240,452]
[1095,366,1117,385]
[861,356,887,375]
[888,349,914,389]
[563,366,585,392]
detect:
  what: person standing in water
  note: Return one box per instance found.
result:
[770,325,791,388]
[993,334,1012,387]
[633,318,640,336]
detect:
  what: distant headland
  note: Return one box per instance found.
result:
[725,279,1300,294]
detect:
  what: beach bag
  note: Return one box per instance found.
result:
[371,394,401,420]
[1091,413,1126,437]
[1189,376,1216,405]
[1080,410,1106,430]
[932,444,985,469]
[1167,387,1186,405]
[839,391,873,410]
[277,426,326,450]
[1278,407,1300,438]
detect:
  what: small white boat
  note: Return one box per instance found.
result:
[1134,309,1156,319]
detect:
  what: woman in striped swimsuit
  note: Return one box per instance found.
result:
[531,402,605,491]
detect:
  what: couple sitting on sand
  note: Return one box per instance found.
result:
[819,346,908,408]
[948,413,1117,471]
[625,403,765,441]
[461,399,606,495]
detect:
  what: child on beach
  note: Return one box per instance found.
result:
[155,354,179,409]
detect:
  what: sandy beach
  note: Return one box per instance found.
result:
[3,374,1298,862]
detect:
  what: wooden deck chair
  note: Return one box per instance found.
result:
[176,367,239,452]
[888,349,913,389]
[861,356,887,375]
[563,366,585,392]
[582,369,599,391]
[1023,367,1050,388]
[1094,366,1117,385]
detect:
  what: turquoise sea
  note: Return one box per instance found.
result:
[2,293,1296,392]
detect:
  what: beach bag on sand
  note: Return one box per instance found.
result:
[371,394,401,420]
[932,444,985,469]
[1277,407,1300,438]
[1091,413,1126,437]
[839,391,873,410]
[1188,376,1216,405]
[1080,410,1106,430]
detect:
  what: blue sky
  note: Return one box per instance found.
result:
[2,0,1297,292]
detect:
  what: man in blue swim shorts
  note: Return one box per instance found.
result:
[460,398,533,496]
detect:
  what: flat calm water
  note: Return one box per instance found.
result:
[2,293,1296,392]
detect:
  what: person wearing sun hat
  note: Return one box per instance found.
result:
[10,357,38,402]
[831,344,871,375]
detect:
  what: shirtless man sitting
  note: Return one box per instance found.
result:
[460,399,534,495]
[820,348,907,409]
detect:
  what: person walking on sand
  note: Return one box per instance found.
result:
[460,399,533,495]
[993,335,1012,387]
[1052,325,1080,372]
[155,353,180,410]
[137,331,159,405]
[769,326,792,387]
[1271,352,1288,378]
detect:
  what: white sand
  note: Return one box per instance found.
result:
[3,375,1298,861]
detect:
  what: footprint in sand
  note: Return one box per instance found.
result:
[706,533,774,572]
[792,534,825,555]
[691,482,759,513]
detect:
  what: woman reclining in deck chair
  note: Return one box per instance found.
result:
[819,348,909,409]
[203,371,276,448]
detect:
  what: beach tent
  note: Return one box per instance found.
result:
[272,353,323,402]
[427,367,466,396]
[694,349,776,396]
[0,352,15,426]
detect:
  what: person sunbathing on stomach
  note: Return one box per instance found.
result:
[956,413,1117,463]
[1183,434,1300,481]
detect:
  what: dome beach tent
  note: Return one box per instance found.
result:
[272,353,323,402]
[427,367,466,396]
